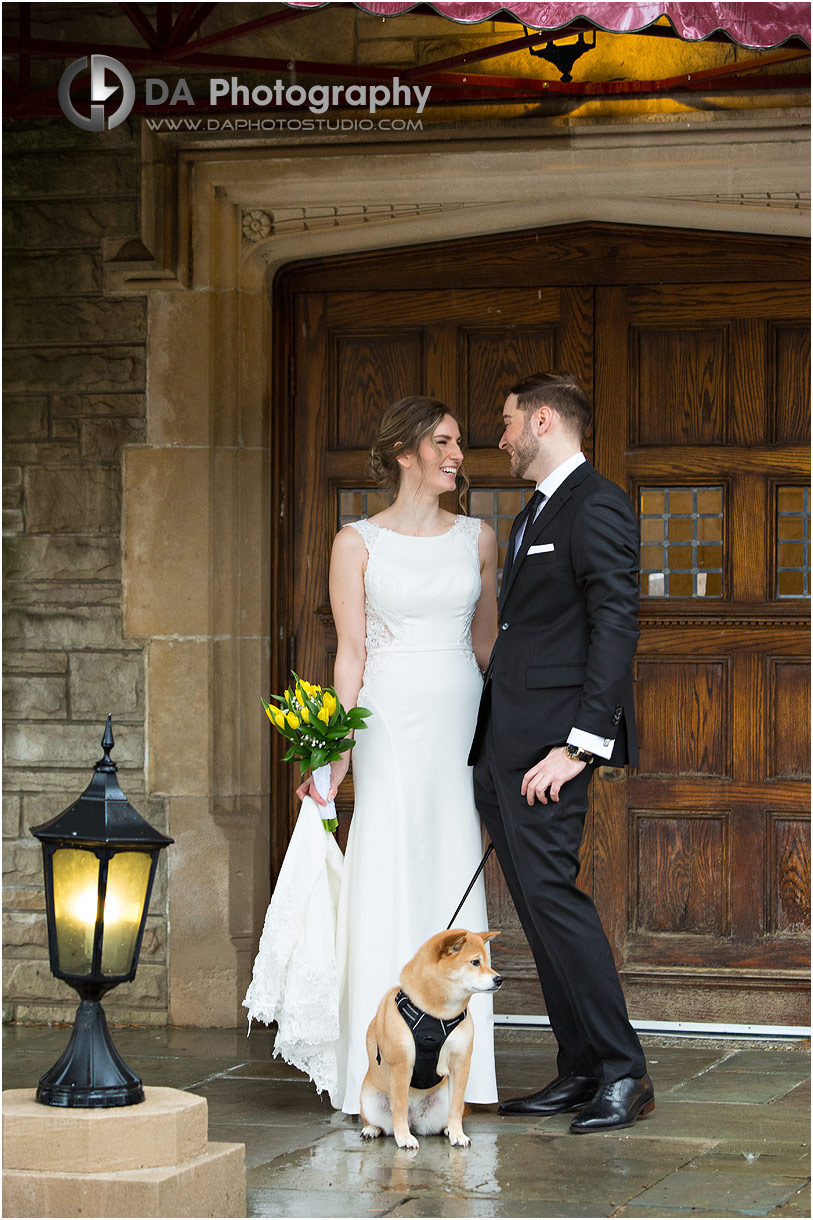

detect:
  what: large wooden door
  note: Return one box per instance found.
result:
[276,224,810,1024]
[593,281,811,1025]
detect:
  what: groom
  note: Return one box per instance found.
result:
[470,372,654,1133]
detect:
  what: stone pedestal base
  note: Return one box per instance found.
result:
[2,1087,245,1218]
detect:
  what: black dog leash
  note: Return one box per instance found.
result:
[446,842,495,929]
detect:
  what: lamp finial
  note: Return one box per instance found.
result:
[96,714,117,773]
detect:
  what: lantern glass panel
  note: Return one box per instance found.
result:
[52,848,101,975]
[100,851,152,977]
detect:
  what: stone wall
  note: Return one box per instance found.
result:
[2,115,169,1025]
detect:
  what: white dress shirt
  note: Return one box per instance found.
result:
[515,451,615,762]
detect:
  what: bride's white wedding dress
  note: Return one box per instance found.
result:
[244,513,498,1114]
[335,515,497,1113]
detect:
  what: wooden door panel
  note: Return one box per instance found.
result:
[633,659,730,778]
[771,324,811,444]
[767,658,811,779]
[332,331,425,447]
[769,815,811,934]
[632,811,729,936]
[632,326,729,446]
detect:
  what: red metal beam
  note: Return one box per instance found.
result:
[166,3,219,49]
[118,3,160,50]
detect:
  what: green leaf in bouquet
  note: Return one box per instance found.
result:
[282,746,296,762]
[311,749,327,770]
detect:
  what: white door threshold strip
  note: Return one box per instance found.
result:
[495,1014,811,1040]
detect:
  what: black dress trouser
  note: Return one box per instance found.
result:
[473,715,646,1084]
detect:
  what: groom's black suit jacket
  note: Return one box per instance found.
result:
[469,460,640,772]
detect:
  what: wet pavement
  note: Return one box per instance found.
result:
[3,1023,809,1218]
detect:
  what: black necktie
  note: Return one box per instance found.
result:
[513,489,544,558]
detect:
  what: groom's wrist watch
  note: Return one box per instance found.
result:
[565,743,594,764]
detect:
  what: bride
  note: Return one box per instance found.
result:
[252,396,499,1115]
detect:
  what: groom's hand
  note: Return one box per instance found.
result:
[521,746,586,805]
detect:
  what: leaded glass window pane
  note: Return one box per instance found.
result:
[469,486,534,589]
[776,486,810,599]
[639,486,724,598]
[337,488,394,531]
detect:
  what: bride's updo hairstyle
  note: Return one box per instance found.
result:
[369,396,469,510]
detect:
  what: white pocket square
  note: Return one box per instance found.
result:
[528,543,555,554]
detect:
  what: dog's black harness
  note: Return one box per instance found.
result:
[376,990,468,1090]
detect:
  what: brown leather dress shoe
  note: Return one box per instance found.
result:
[569,1074,655,1132]
[499,1074,599,1116]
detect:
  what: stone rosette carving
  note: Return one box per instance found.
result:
[242,210,273,242]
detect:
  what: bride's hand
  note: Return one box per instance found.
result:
[295,756,351,805]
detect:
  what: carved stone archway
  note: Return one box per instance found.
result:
[114,113,808,1024]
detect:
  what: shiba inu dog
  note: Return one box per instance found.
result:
[359,928,501,1149]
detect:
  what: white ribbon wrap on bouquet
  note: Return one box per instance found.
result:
[243,765,344,1101]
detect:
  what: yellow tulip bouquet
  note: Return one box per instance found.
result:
[262,673,371,832]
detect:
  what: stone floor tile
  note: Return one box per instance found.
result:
[723,1050,811,1074]
[770,1182,812,1216]
[593,1099,810,1149]
[628,1157,809,1215]
[643,1048,732,1092]
[208,1119,334,1169]
[248,1188,397,1217]
[383,1198,616,1216]
[192,1075,333,1124]
[614,1209,754,1217]
[670,1065,810,1105]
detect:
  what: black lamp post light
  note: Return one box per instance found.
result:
[31,716,173,1108]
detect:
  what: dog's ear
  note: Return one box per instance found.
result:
[479,931,501,944]
[438,931,467,956]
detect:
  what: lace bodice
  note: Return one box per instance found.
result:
[345,516,483,675]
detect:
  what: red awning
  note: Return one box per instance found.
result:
[284,2,811,49]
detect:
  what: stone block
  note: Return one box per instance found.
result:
[3,535,120,581]
[2,840,43,886]
[24,464,120,533]
[3,793,22,838]
[2,1139,245,1218]
[124,448,209,637]
[51,417,80,439]
[3,509,23,533]
[3,150,139,199]
[4,298,147,348]
[3,198,139,249]
[3,652,68,675]
[2,887,45,913]
[4,483,22,510]
[4,251,103,297]
[3,395,48,440]
[105,963,168,1009]
[3,1087,209,1174]
[4,346,145,395]
[3,958,66,1003]
[2,674,67,719]
[357,38,417,65]
[4,464,23,488]
[3,442,80,465]
[140,917,168,963]
[53,392,145,418]
[4,580,121,607]
[147,293,212,446]
[2,116,138,152]
[69,650,144,718]
[3,722,144,769]
[147,642,209,795]
[2,911,48,959]
[80,415,146,460]
[4,766,141,794]
[4,606,132,652]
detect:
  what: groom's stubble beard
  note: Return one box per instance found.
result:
[510,415,540,480]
